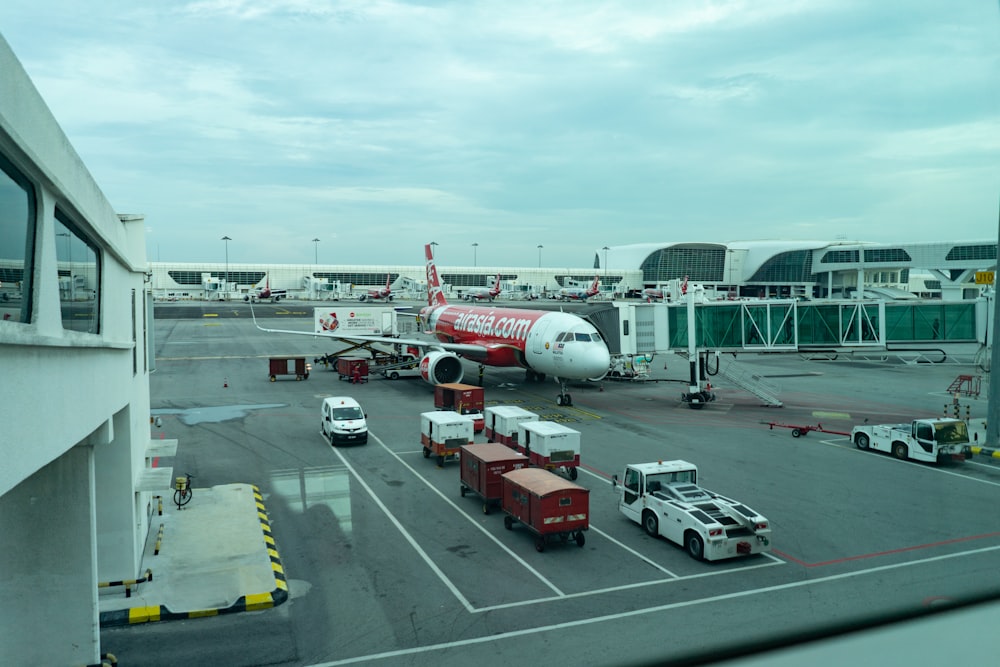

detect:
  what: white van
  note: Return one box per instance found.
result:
[321,397,368,445]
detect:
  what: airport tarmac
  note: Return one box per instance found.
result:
[101,302,1000,666]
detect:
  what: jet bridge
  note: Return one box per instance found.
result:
[581,298,981,408]
[586,298,979,356]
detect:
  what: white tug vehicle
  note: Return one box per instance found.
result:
[613,460,772,561]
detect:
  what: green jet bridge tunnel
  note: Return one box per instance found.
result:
[582,298,987,407]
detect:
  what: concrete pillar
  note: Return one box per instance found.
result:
[94,408,140,581]
[0,447,99,665]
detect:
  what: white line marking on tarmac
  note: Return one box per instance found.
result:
[306,542,1000,667]
[326,442,478,613]
[817,437,1000,488]
[370,433,565,598]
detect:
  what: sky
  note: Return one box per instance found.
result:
[1,1,998,269]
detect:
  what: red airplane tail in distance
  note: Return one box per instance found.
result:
[425,244,449,307]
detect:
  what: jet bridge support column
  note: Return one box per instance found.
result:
[681,288,716,410]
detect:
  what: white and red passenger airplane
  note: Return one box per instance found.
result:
[252,244,611,406]
[462,274,502,302]
[558,275,600,301]
[244,275,287,303]
[358,274,393,301]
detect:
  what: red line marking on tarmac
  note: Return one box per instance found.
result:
[773,531,1000,568]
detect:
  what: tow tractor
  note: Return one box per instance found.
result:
[612,460,771,561]
[852,418,972,463]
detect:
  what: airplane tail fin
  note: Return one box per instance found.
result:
[590,275,600,294]
[491,273,502,295]
[425,244,448,307]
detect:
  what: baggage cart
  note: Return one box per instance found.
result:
[420,411,475,467]
[434,382,485,432]
[336,357,368,383]
[268,356,311,381]
[484,405,539,446]
[460,443,529,514]
[500,467,589,552]
[514,421,582,480]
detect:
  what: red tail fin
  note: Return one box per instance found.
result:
[425,244,448,307]
[589,275,599,295]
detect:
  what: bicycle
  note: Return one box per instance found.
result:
[173,472,194,509]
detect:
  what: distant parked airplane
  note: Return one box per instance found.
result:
[463,274,502,302]
[558,275,601,301]
[358,274,393,301]
[244,275,287,303]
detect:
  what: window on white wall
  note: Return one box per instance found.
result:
[0,153,37,324]
[54,210,100,333]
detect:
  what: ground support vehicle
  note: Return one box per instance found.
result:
[336,357,368,383]
[375,354,421,380]
[851,418,972,463]
[514,421,581,480]
[268,356,311,381]
[313,306,399,336]
[613,460,771,561]
[321,397,368,445]
[420,411,475,467]
[500,467,589,552]
[459,444,529,514]
[483,405,539,446]
[434,382,485,433]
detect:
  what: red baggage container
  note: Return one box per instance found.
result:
[500,467,589,552]
[434,382,485,432]
[460,444,529,514]
[268,356,311,381]
[336,357,368,383]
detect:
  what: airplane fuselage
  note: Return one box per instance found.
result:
[420,304,610,379]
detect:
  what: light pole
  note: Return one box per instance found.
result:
[537,244,543,268]
[472,242,478,267]
[221,235,231,298]
[312,238,320,264]
[602,246,609,296]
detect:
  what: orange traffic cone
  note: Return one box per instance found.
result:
[224,377,228,388]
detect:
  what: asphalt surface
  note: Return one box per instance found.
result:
[100,300,1000,667]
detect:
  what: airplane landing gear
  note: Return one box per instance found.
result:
[556,378,572,406]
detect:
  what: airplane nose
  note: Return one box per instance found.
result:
[573,345,611,379]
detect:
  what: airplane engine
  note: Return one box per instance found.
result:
[420,350,464,385]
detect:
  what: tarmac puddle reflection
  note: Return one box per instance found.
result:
[151,403,285,425]
[270,466,353,534]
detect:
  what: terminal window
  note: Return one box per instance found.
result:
[0,153,37,324]
[54,210,101,334]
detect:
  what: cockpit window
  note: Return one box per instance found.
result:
[574,332,591,341]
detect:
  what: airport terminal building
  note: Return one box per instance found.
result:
[141,238,994,304]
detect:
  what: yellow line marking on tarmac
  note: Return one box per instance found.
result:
[203,313,219,317]
[812,411,851,420]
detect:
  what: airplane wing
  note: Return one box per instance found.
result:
[249,306,488,359]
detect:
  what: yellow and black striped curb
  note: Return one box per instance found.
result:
[99,484,287,627]
[970,446,1000,460]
